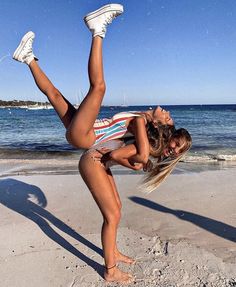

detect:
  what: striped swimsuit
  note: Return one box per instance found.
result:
[93,112,141,146]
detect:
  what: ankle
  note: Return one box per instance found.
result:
[105,263,116,274]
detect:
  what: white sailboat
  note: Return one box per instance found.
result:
[27,92,53,110]
[120,92,128,107]
[74,90,84,109]
[27,103,53,110]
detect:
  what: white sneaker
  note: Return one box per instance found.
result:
[13,31,38,65]
[84,4,124,38]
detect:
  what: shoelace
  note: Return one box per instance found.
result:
[22,38,33,57]
[101,12,118,32]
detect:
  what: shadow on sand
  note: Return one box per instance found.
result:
[0,178,103,276]
[129,196,236,243]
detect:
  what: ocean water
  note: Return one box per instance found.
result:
[1,105,236,171]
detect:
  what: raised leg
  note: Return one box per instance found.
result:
[13,31,76,129]
[66,3,124,148]
[66,36,106,148]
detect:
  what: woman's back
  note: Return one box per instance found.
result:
[93,111,143,145]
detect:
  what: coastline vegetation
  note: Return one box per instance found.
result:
[0,99,51,108]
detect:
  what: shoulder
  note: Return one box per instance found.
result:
[132,116,147,127]
[132,113,147,125]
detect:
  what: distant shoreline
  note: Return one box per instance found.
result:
[1,100,236,108]
[0,99,52,109]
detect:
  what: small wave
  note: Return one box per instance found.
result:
[0,147,83,160]
[0,142,74,152]
[183,153,236,163]
[214,154,236,161]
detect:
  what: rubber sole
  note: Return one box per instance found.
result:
[84,4,123,23]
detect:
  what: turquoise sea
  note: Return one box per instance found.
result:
[0,104,236,175]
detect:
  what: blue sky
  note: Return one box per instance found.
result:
[1,0,236,105]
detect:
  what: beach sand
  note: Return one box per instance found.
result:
[0,167,235,286]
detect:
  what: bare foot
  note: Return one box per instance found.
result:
[104,266,134,284]
[115,251,136,265]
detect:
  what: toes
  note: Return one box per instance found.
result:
[125,275,135,284]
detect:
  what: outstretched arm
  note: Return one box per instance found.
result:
[99,144,152,171]
[108,144,143,170]
[97,144,143,170]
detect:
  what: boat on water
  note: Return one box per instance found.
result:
[120,93,128,107]
[27,104,54,110]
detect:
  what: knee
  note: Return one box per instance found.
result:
[112,208,121,225]
[90,81,106,96]
[106,208,121,226]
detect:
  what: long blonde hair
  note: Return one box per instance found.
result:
[142,127,192,193]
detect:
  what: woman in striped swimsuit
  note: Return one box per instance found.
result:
[13,4,174,168]
[13,4,191,283]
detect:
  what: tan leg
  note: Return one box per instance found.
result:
[79,154,134,283]
[66,36,106,149]
[106,169,136,265]
[29,60,76,129]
